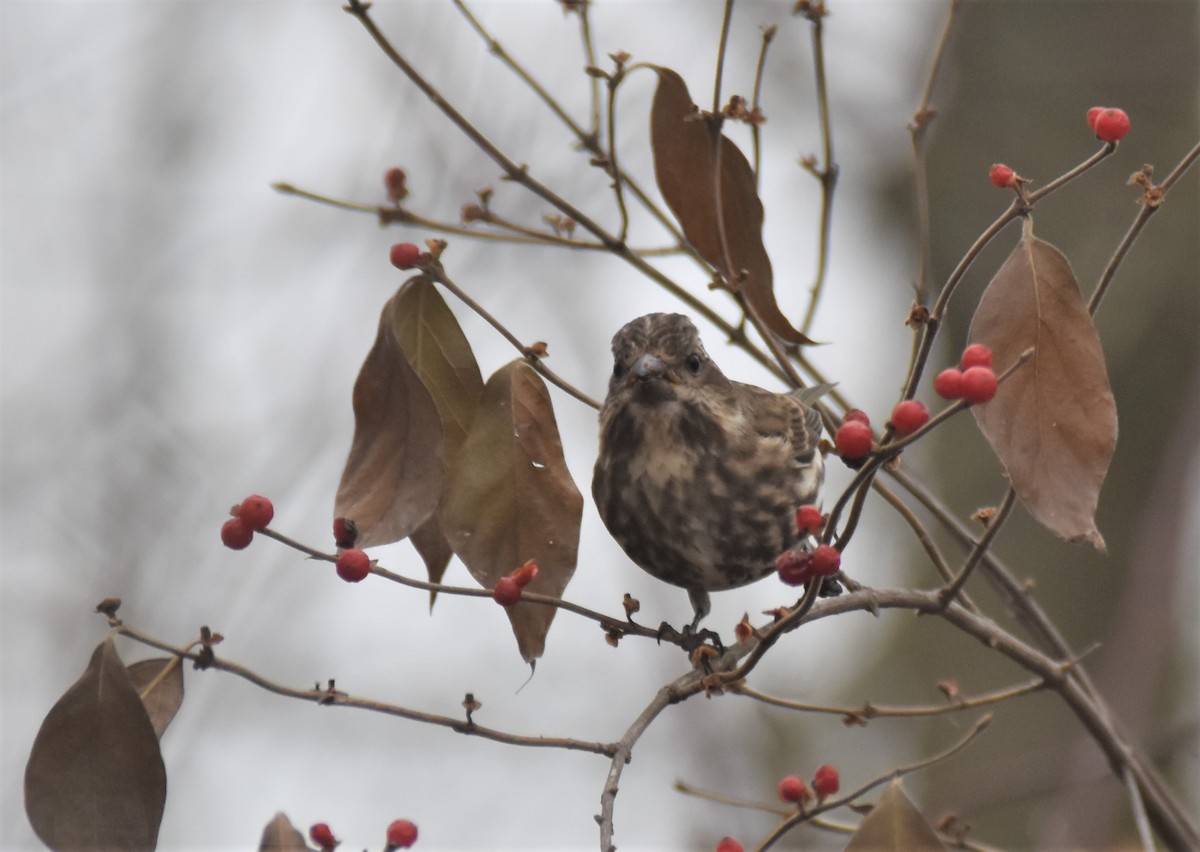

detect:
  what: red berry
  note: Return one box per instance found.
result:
[221,517,253,550]
[810,544,842,577]
[961,366,998,404]
[716,839,744,852]
[390,242,422,270]
[989,163,1015,189]
[493,576,522,606]
[1086,106,1104,132]
[843,408,870,426]
[509,559,539,588]
[960,343,993,370]
[834,420,873,460]
[890,399,929,436]
[934,368,964,399]
[333,516,358,549]
[309,823,338,850]
[384,167,408,203]
[386,818,418,849]
[336,548,371,583]
[775,550,812,587]
[812,764,840,799]
[236,494,274,531]
[794,504,824,536]
[777,774,808,803]
[1093,107,1130,143]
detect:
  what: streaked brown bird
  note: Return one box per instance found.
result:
[592,313,825,627]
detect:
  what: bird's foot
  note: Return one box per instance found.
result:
[656,621,725,655]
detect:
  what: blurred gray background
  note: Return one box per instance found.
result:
[3,1,1197,849]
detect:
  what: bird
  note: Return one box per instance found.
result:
[592,313,826,629]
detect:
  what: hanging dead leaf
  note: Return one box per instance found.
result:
[969,217,1116,550]
[650,66,811,344]
[258,812,309,851]
[25,639,167,851]
[845,780,947,851]
[335,278,483,548]
[411,514,454,610]
[126,658,184,739]
[438,360,583,661]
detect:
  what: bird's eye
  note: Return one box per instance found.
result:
[686,354,703,374]
[612,360,627,379]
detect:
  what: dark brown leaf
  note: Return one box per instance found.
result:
[650,66,810,344]
[969,217,1116,549]
[335,278,483,547]
[25,639,167,851]
[126,658,184,739]
[438,361,583,661]
[845,781,946,851]
[258,812,310,851]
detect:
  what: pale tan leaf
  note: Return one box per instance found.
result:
[126,658,184,739]
[335,278,483,548]
[258,812,309,851]
[439,361,583,661]
[650,67,811,344]
[845,781,946,851]
[25,639,167,851]
[969,217,1117,549]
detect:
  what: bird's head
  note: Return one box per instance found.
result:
[604,313,729,406]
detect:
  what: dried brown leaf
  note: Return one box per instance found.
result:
[650,66,811,344]
[25,639,167,851]
[258,812,309,851]
[969,218,1116,549]
[411,514,454,610]
[438,361,583,661]
[126,658,184,739]
[845,781,947,851]
[335,278,483,547]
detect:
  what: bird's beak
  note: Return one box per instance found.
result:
[632,353,672,383]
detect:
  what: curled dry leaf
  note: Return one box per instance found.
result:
[126,658,185,739]
[25,639,167,851]
[438,360,583,662]
[258,812,309,851]
[968,217,1117,550]
[649,66,811,344]
[845,780,947,850]
[335,278,483,549]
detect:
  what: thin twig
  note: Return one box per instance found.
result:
[712,0,735,114]
[757,714,993,850]
[424,264,602,409]
[749,25,776,184]
[798,3,838,337]
[937,486,1017,608]
[114,621,618,756]
[254,527,669,645]
[732,676,1046,722]
[1090,138,1200,315]
[909,0,961,304]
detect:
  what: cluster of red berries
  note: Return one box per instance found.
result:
[777,763,841,805]
[935,343,998,404]
[309,819,418,850]
[1087,106,1130,143]
[493,559,540,607]
[832,398,931,463]
[329,517,373,583]
[220,495,275,550]
[776,543,841,587]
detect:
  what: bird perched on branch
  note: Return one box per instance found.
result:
[592,313,827,628]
